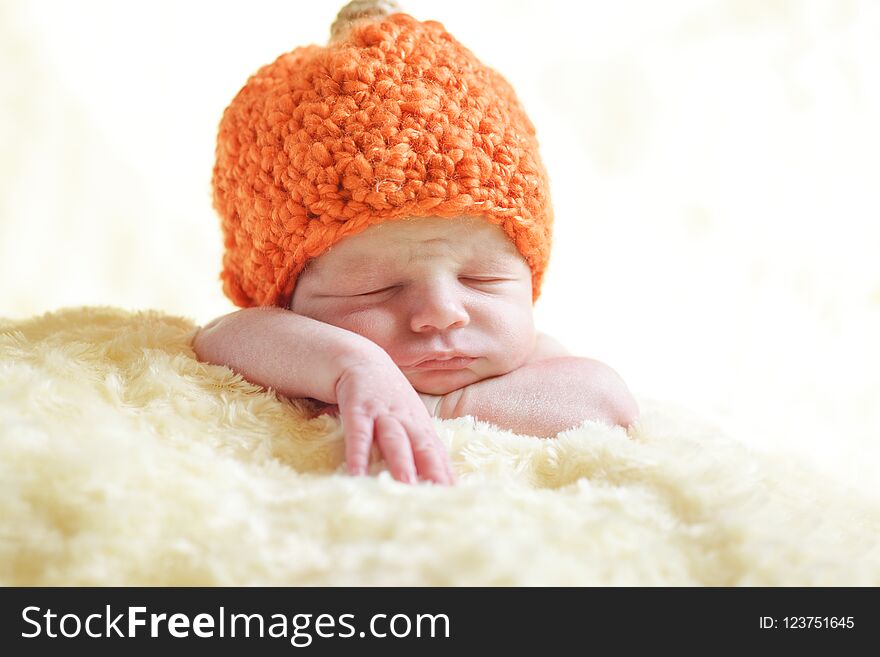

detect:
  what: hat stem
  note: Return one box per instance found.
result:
[330,0,403,43]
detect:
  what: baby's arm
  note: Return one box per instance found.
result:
[437,356,639,437]
[194,307,369,403]
[192,308,454,485]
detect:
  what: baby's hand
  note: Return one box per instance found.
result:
[334,357,455,486]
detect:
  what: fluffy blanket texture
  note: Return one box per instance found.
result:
[2,307,878,585]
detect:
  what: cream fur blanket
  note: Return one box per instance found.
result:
[2,307,879,585]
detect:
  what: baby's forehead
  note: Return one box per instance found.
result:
[315,217,522,271]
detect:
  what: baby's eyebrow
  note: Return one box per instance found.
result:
[462,251,523,271]
[335,254,383,275]
[329,244,523,278]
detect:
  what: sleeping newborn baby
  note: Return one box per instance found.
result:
[193,1,638,486]
[194,216,638,485]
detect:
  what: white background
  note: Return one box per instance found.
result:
[2,0,878,493]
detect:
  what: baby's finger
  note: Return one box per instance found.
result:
[374,415,418,484]
[444,453,457,485]
[408,426,452,485]
[339,409,374,476]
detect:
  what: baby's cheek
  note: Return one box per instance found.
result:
[503,330,536,370]
[333,306,402,350]
[479,303,536,371]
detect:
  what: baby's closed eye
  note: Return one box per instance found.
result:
[458,276,509,282]
[352,285,400,297]
[345,276,515,296]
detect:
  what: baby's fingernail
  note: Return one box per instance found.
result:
[405,472,418,484]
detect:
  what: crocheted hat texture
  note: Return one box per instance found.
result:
[212,1,553,308]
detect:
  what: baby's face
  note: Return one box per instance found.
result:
[290,216,536,395]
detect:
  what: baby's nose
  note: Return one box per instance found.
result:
[409,287,469,333]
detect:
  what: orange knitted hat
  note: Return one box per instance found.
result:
[212,0,553,308]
